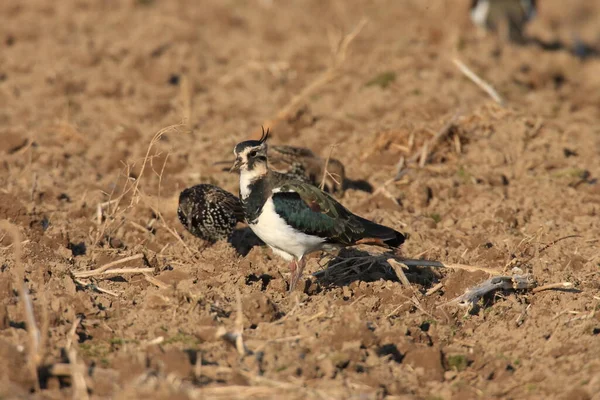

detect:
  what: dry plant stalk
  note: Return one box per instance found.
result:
[132,145,192,257]
[92,162,145,247]
[425,282,444,296]
[216,289,251,356]
[195,386,291,399]
[409,112,461,166]
[145,336,165,346]
[398,258,501,275]
[180,74,192,130]
[86,267,154,276]
[503,234,580,272]
[253,18,367,138]
[453,132,462,154]
[453,58,505,105]
[532,282,575,293]
[140,197,195,257]
[65,317,82,350]
[0,220,42,391]
[364,112,460,192]
[73,253,144,278]
[92,123,182,250]
[68,347,90,400]
[272,294,301,325]
[155,150,170,201]
[96,199,119,225]
[144,273,169,289]
[252,335,304,353]
[387,258,412,287]
[234,289,245,356]
[130,124,183,207]
[371,113,462,190]
[418,142,429,168]
[74,279,119,297]
[358,156,406,208]
[516,304,531,326]
[319,143,339,191]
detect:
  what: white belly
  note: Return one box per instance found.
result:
[249,197,325,260]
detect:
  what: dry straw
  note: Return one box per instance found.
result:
[0,221,43,391]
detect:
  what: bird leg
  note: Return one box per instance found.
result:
[288,258,306,293]
[288,260,297,277]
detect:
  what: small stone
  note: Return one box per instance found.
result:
[444,370,457,381]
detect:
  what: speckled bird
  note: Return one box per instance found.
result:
[470,0,537,43]
[269,145,346,195]
[230,129,405,291]
[177,184,245,243]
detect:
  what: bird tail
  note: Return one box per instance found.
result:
[356,217,405,248]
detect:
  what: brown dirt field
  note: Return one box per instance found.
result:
[1,0,600,399]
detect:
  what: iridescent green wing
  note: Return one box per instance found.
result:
[271,181,363,244]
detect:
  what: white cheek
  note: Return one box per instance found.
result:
[239,169,255,199]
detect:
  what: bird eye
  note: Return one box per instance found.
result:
[248,150,257,158]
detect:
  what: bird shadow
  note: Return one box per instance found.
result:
[311,248,439,290]
[228,227,264,257]
[526,36,600,60]
[343,179,374,193]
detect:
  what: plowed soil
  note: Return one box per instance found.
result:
[1,1,599,399]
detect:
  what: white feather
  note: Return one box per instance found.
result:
[249,196,325,260]
[239,168,263,200]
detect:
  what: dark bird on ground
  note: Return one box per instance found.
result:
[268,145,346,195]
[177,184,245,243]
[470,0,537,43]
[230,129,405,292]
[215,143,373,196]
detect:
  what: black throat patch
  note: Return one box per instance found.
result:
[247,156,267,171]
[241,175,271,223]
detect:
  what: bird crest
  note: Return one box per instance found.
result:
[259,126,270,144]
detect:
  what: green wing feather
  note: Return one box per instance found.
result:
[272,180,405,247]
[272,181,365,244]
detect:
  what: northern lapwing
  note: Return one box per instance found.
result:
[470,0,537,43]
[178,184,245,243]
[214,145,346,195]
[230,129,405,291]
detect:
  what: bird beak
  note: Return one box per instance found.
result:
[230,157,242,173]
[213,160,234,166]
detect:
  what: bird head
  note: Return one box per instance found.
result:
[230,127,270,173]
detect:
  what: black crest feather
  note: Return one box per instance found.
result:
[259,126,270,144]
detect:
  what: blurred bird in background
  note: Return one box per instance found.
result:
[470,0,537,43]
